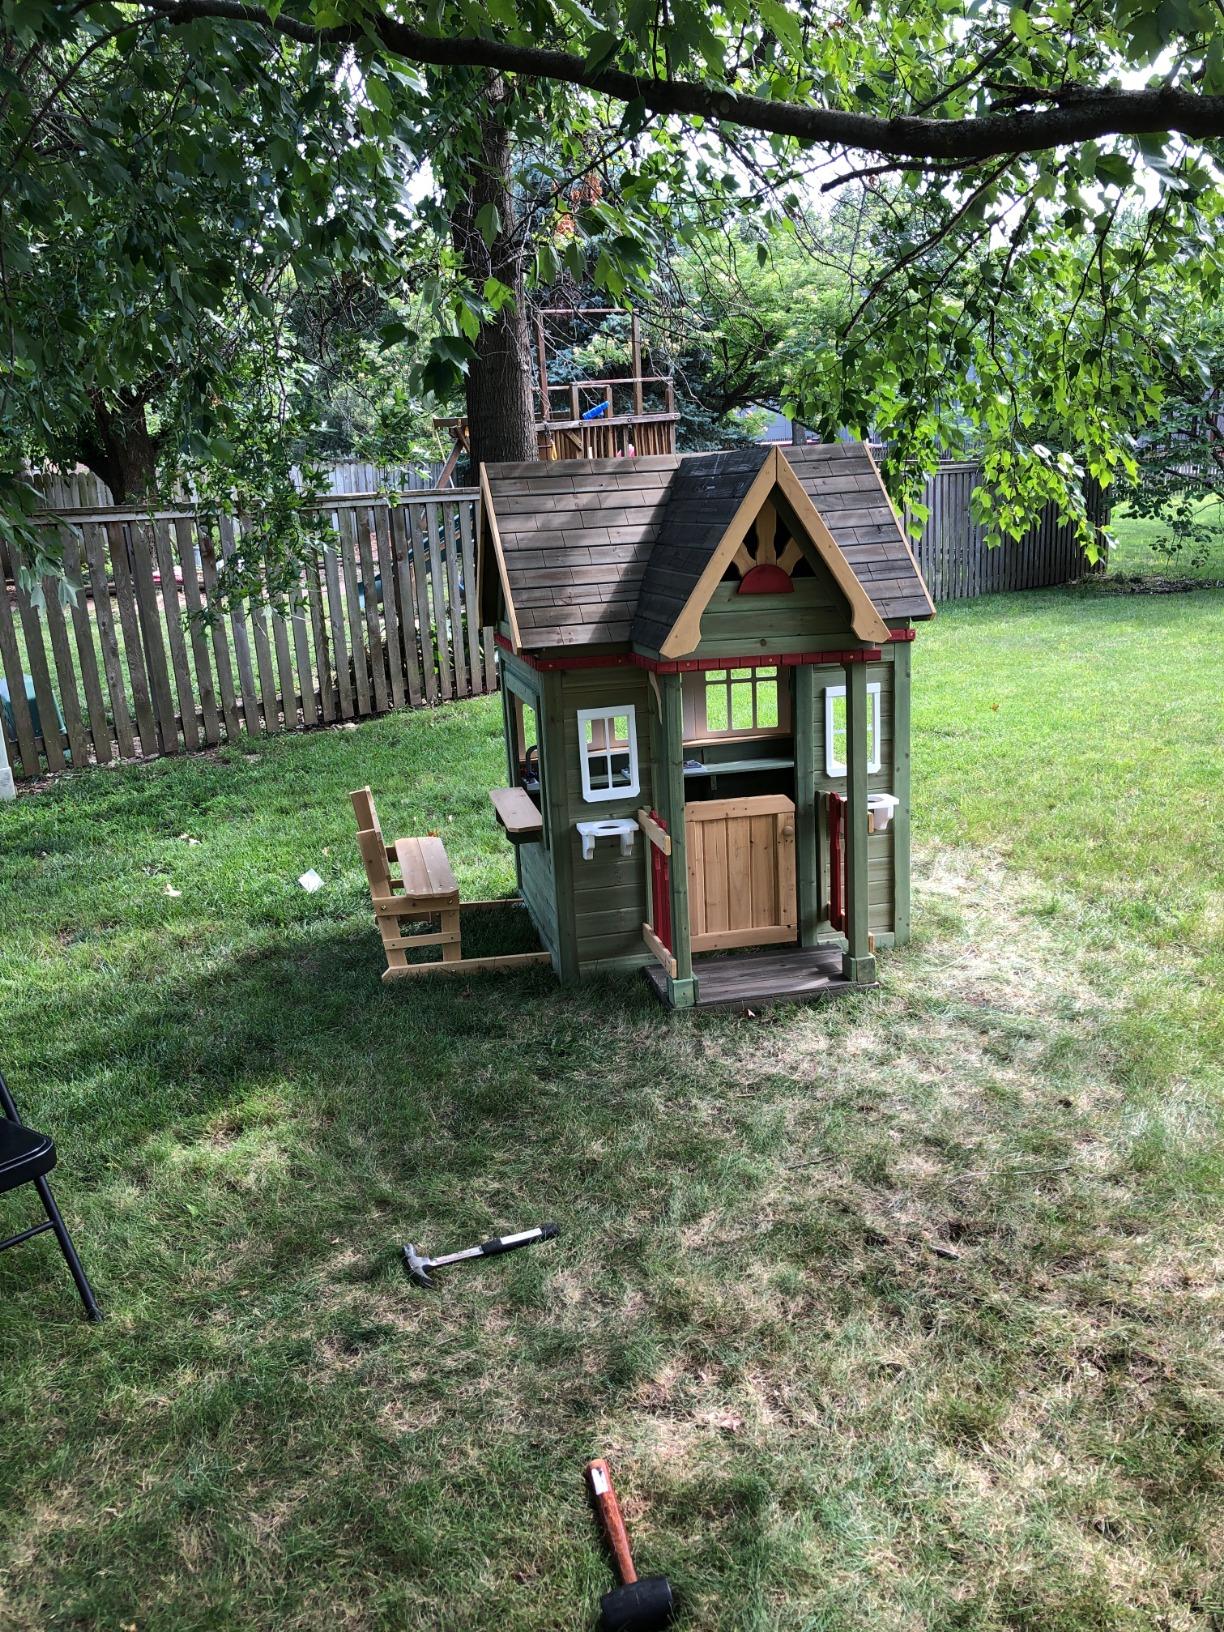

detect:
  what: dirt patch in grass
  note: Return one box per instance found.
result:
[1093,573,1224,595]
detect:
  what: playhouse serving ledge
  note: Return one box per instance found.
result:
[477,440,935,1010]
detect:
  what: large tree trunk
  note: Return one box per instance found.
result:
[76,391,160,503]
[450,77,537,471]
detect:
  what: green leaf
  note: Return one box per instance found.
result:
[475,203,501,248]
[365,75,394,118]
[377,319,415,350]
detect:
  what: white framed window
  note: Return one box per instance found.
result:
[825,683,882,778]
[577,705,640,803]
[681,666,790,742]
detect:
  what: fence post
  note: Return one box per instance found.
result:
[0,710,13,799]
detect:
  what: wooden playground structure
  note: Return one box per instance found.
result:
[434,306,679,485]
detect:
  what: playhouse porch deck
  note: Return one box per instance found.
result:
[643,943,869,1011]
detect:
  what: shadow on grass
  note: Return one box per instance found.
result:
[3,907,685,1298]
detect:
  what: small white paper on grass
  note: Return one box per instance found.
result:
[298,869,324,893]
[163,884,182,898]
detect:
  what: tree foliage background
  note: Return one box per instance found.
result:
[2,0,1222,587]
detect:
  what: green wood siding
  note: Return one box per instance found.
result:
[691,574,856,660]
[797,651,900,941]
[496,651,560,970]
[499,633,913,981]
[554,666,657,975]
[892,637,913,944]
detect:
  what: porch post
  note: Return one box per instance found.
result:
[658,671,697,1007]
[794,665,821,945]
[540,669,580,985]
[500,673,523,900]
[891,639,912,945]
[841,658,876,983]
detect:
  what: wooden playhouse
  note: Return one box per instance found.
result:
[477,441,935,1010]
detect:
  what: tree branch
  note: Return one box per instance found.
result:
[143,0,1224,158]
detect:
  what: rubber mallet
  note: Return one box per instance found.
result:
[402,1222,559,1289]
[585,1459,674,1632]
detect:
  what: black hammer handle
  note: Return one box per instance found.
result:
[477,1222,560,1258]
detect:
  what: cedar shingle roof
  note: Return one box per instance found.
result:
[783,442,934,621]
[632,447,772,655]
[479,453,679,648]
[480,442,932,652]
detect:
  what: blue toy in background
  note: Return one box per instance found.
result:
[1,674,65,751]
[581,401,610,420]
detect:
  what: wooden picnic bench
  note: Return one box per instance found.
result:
[350,787,551,982]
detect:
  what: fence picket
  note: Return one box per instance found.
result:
[106,523,159,756]
[374,506,405,709]
[243,549,281,734]
[82,522,135,759]
[129,520,179,753]
[288,578,317,729]
[176,517,221,746]
[323,541,353,719]
[303,550,333,723]
[388,506,423,707]
[354,503,389,713]
[0,571,40,776]
[152,519,199,751]
[14,580,67,771]
[61,531,113,763]
[40,576,89,767]
[337,509,371,715]
[271,601,297,730]
[457,499,484,692]
[217,517,262,738]
[197,522,242,743]
[407,502,439,705]
[442,500,469,697]
[425,501,454,701]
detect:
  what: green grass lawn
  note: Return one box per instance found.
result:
[0,531,1221,1631]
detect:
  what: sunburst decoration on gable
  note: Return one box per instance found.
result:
[730,497,806,594]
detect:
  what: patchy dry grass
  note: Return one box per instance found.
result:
[1,555,1222,1629]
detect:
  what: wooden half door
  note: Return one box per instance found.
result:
[685,795,798,953]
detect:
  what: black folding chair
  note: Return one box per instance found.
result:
[0,1071,102,1321]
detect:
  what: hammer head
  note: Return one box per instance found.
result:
[600,1576,674,1632]
[402,1244,434,1289]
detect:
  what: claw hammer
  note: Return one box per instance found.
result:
[402,1222,559,1289]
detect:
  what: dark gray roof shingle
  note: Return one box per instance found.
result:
[481,442,932,651]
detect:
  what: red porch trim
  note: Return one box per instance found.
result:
[828,792,847,934]
[648,809,673,952]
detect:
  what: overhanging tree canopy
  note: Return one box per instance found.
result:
[4,0,1222,579]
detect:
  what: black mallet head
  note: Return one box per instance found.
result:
[402,1244,434,1289]
[600,1576,674,1632]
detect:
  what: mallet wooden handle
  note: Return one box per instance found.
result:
[585,1459,637,1586]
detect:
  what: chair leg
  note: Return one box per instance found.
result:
[33,1175,102,1322]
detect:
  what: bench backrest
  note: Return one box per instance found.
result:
[350,786,395,901]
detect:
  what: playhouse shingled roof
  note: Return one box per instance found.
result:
[479,440,934,652]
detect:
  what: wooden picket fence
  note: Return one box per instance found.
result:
[0,490,491,780]
[903,464,1107,601]
[23,458,447,510]
[1,461,1108,781]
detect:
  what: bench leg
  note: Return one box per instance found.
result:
[377,913,409,975]
[34,1176,103,1322]
[440,905,462,963]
